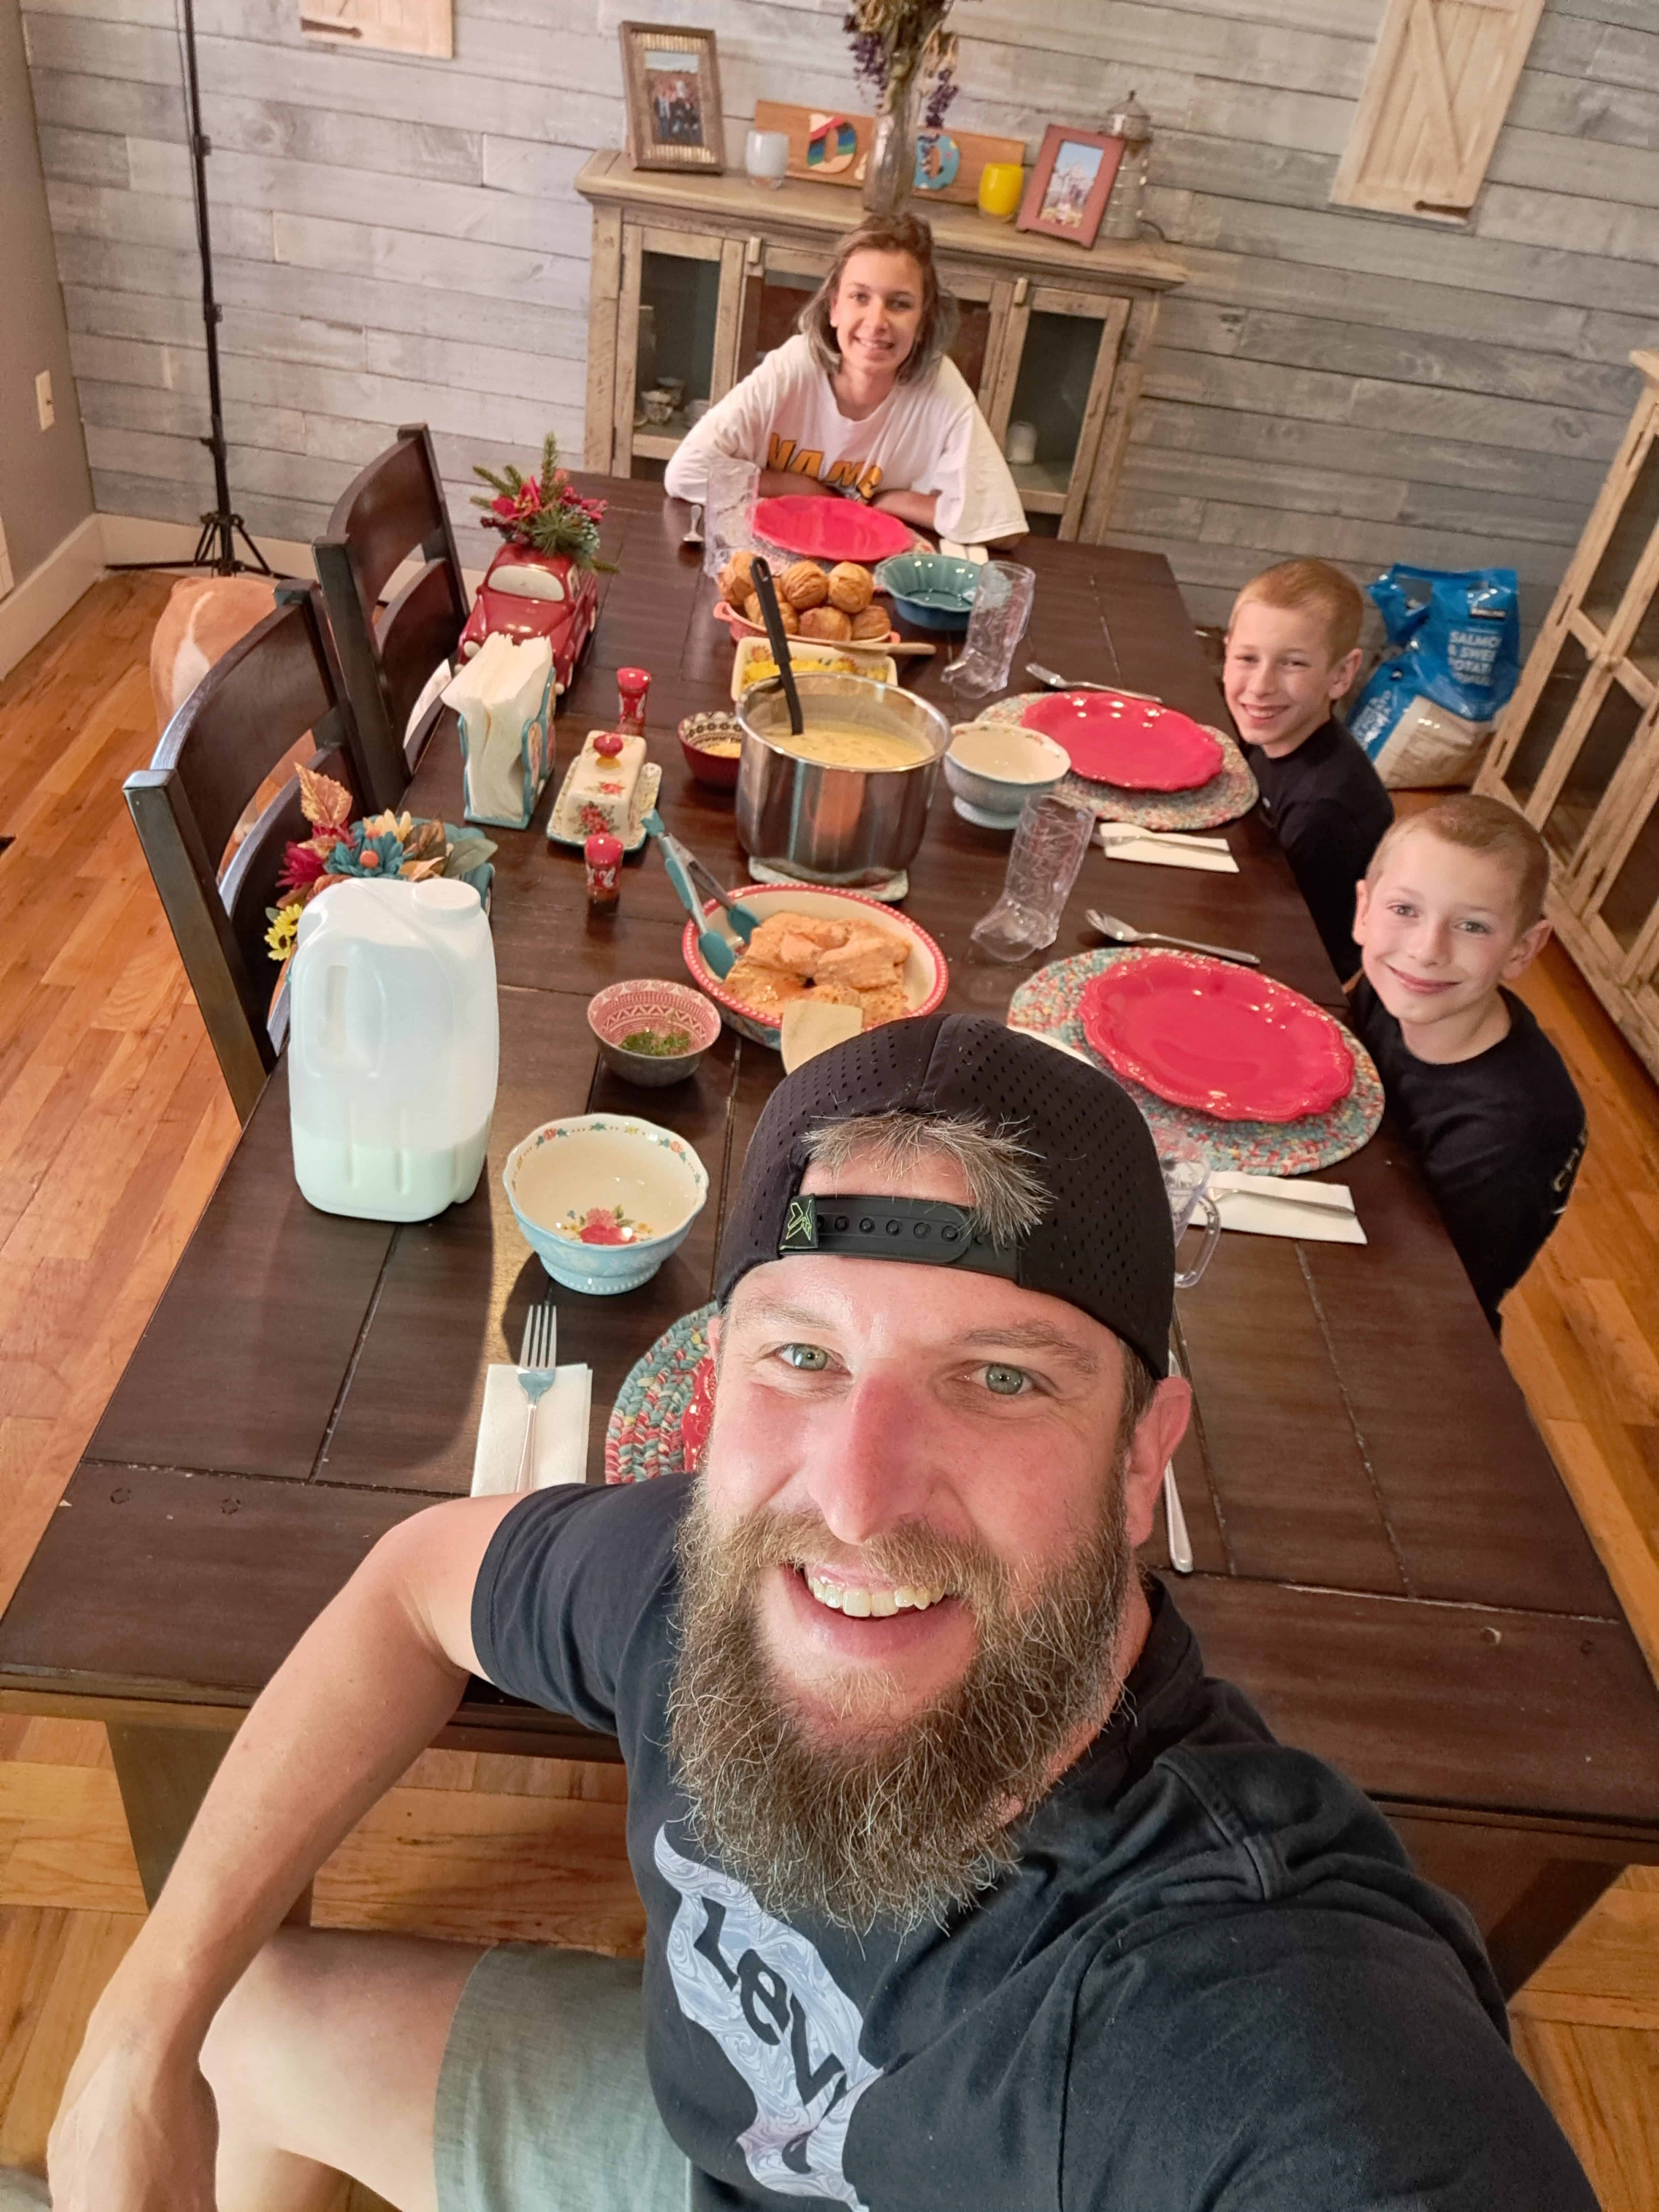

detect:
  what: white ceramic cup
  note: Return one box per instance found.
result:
[745,129,790,189]
[1005,420,1038,467]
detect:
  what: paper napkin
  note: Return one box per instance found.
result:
[470,1363,593,1496]
[1099,826,1239,874]
[1208,1172,1366,1245]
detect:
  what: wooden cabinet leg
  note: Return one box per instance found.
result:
[106,1723,312,1926]
[1483,1858,1625,1999]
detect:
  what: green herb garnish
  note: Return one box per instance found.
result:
[621,1025,694,1057]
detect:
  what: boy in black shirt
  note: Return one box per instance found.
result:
[1352,793,1585,1330]
[1226,558,1393,984]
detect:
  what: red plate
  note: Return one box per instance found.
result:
[751,496,919,565]
[1080,952,1355,1122]
[1021,692,1223,791]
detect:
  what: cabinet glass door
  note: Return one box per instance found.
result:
[1542,670,1648,871]
[1495,630,1591,808]
[1583,435,1659,641]
[982,286,1129,537]
[1594,779,1659,958]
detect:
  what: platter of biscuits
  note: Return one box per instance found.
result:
[713,551,935,657]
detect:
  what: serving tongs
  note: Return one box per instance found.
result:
[643,811,760,980]
[749,555,804,737]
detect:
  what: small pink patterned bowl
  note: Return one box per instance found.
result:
[587,978,722,1087]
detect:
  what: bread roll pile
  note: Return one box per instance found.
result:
[717,554,888,646]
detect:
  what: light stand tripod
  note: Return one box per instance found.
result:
[109,0,277,578]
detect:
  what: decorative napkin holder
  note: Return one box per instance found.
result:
[445,632,556,830]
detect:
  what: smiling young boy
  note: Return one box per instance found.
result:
[1352,794,1585,1331]
[1226,558,1393,984]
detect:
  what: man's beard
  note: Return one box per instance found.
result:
[666,1464,1134,1934]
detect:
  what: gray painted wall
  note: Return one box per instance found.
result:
[1,0,91,582]
[15,0,1659,628]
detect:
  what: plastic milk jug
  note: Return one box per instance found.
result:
[288,877,498,1222]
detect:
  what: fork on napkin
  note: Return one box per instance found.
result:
[472,1302,593,1495]
[1208,1171,1366,1245]
[1099,824,1239,875]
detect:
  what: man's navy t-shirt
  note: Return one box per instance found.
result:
[471,1475,1594,2211]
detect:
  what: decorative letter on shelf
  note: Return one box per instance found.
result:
[1331,0,1545,226]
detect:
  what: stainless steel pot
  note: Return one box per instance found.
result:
[735,672,950,886]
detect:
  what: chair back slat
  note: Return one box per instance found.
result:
[128,589,365,1124]
[316,424,469,814]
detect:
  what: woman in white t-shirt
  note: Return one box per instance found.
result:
[662,213,1026,546]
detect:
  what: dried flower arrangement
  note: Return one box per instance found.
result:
[844,0,959,123]
[472,432,615,571]
[264,765,496,964]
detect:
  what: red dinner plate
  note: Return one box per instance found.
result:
[1080,952,1355,1122]
[751,496,918,565]
[1021,691,1223,791]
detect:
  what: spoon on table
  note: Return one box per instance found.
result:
[1086,910,1260,966]
[1027,662,1160,703]
[681,503,704,550]
[749,555,804,737]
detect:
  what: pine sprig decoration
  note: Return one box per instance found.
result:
[472,432,615,571]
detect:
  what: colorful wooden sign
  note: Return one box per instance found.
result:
[752,101,1024,208]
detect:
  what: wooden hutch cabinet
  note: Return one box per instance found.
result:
[1479,351,1659,1079]
[574,150,1186,540]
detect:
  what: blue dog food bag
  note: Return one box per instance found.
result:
[1350,565,1520,788]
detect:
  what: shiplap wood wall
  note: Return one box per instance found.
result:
[17,0,1659,627]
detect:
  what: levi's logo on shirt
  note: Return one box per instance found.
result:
[656,1827,880,2208]
[767,434,883,502]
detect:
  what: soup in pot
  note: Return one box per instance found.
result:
[775,722,934,772]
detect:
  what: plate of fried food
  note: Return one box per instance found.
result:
[680,882,948,1048]
[714,552,905,653]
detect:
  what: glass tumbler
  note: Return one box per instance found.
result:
[1160,1144,1222,1290]
[969,790,1096,962]
[942,560,1036,700]
[702,454,760,588]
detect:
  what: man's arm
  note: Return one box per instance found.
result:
[47,1490,523,2211]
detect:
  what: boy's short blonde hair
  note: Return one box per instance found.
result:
[1229,559,1365,661]
[1366,794,1551,932]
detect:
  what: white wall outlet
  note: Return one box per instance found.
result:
[35,372,55,431]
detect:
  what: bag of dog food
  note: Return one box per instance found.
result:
[1350,565,1520,788]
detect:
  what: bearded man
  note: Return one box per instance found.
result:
[48,1019,1593,2212]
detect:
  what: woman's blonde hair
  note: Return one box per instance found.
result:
[797,213,958,386]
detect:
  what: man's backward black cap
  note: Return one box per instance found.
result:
[714,1013,1172,1378]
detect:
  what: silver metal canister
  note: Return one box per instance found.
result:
[735,672,950,886]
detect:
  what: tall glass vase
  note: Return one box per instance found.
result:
[861,75,919,218]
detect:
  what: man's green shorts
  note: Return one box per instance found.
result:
[435,1944,692,2211]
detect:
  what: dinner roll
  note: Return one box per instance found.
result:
[799,605,853,641]
[779,560,830,611]
[849,605,891,641]
[777,601,800,634]
[717,556,748,603]
[826,562,874,615]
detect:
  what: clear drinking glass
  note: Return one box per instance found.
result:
[942,560,1036,700]
[969,790,1096,961]
[1160,1144,1222,1290]
[702,454,760,588]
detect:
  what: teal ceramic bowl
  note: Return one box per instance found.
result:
[503,1113,709,1294]
[873,552,981,633]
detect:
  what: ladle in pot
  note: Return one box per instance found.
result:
[748,555,804,737]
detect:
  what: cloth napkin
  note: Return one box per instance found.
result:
[470,1363,593,1495]
[1208,1172,1366,1245]
[1099,825,1239,874]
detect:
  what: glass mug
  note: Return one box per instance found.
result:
[1161,1146,1221,1291]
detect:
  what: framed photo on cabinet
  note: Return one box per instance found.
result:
[1017,125,1124,250]
[619,23,726,173]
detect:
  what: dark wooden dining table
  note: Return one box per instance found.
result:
[5,479,1658,1993]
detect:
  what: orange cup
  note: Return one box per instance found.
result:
[977,161,1023,221]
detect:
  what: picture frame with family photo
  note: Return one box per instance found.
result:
[1017,124,1125,249]
[619,22,726,173]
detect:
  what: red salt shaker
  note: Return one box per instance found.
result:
[584,831,622,915]
[616,666,651,737]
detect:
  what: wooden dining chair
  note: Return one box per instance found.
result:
[313,423,470,814]
[125,585,365,1124]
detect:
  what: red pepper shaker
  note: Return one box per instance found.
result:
[584,831,622,915]
[616,666,651,738]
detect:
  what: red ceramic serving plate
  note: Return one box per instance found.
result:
[1021,691,1224,791]
[1080,951,1355,1122]
[750,495,920,565]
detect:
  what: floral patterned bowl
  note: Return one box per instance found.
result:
[503,1113,709,1295]
[587,979,721,1087]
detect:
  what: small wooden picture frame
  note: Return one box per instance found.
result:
[619,22,725,173]
[1017,125,1124,249]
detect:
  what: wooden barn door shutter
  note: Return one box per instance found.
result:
[1331,0,1547,225]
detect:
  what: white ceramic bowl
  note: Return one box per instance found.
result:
[944,724,1071,826]
[680,881,948,1048]
[503,1114,709,1295]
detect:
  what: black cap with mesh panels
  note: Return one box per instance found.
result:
[714,1014,1172,1376]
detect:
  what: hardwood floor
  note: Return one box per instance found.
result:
[0,578,1655,2203]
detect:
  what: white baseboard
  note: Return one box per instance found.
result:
[0,511,486,683]
[0,514,107,683]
